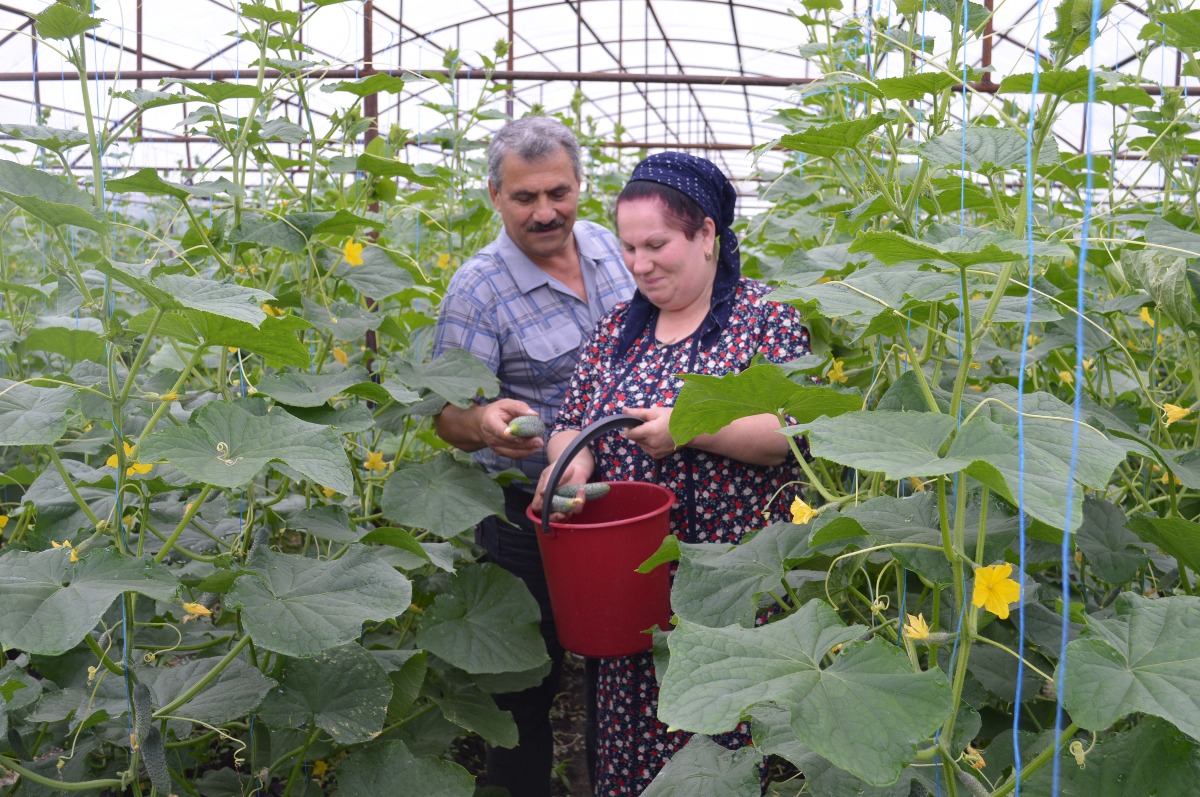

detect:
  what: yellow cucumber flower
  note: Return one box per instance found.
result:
[827,359,848,384]
[1057,370,1074,385]
[363,450,387,474]
[107,441,153,476]
[436,253,453,270]
[1163,403,1191,426]
[51,540,79,563]
[343,238,365,266]
[182,602,212,617]
[790,497,816,525]
[1139,306,1155,327]
[332,347,348,365]
[972,563,1021,620]
[903,613,931,640]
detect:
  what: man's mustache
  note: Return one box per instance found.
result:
[527,219,565,233]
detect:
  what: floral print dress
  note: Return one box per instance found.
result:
[551,278,812,796]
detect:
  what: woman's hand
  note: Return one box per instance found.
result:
[531,431,596,521]
[621,406,677,460]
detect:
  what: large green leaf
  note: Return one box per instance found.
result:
[1076,497,1150,584]
[141,656,274,725]
[641,735,762,796]
[669,522,813,628]
[949,390,1127,531]
[849,231,1024,268]
[34,2,102,39]
[1141,10,1200,50]
[21,325,106,363]
[155,275,273,325]
[830,493,1017,588]
[1122,239,1199,330]
[0,159,106,232]
[874,73,959,101]
[751,703,931,797]
[285,505,363,543]
[415,564,548,674]
[997,67,1092,95]
[178,80,264,103]
[921,127,1059,173]
[392,349,500,407]
[1062,593,1200,739]
[0,549,178,655]
[253,365,390,407]
[104,168,190,200]
[190,312,311,368]
[226,545,412,658]
[1021,717,1200,795]
[428,680,518,748]
[320,73,406,97]
[0,123,88,153]
[131,310,310,368]
[779,115,887,159]
[658,601,953,786]
[332,248,415,299]
[669,363,860,445]
[1126,515,1200,575]
[0,379,79,445]
[257,643,391,743]
[355,153,441,185]
[381,454,504,538]
[798,411,966,479]
[336,739,474,797]
[301,297,382,341]
[139,398,354,494]
[771,265,962,332]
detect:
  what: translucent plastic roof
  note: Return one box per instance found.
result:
[0,0,1193,195]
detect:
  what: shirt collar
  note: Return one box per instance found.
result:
[497,221,610,293]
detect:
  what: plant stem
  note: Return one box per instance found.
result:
[0,753,123,792]
[154,485,213,564]
[988,723,1080,797]
[45,448,102,528]
[279,726,320,797]
[153,634,252,719]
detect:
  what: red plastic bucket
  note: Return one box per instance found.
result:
[528,480,675,657]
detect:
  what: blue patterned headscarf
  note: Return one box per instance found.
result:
[616,152,741,357]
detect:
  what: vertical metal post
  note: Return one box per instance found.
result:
[362,1,380,369]
[617,0,623,130]
[136,1,144,134]
[506,0,514,118]
[981,0,994,87]
[363,0,378,148]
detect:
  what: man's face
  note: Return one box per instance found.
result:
[488,148,581,263]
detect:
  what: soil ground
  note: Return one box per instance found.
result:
[459,652,594,796]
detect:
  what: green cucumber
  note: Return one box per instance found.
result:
[506,415,546,438]
[553,483,611,501]
[132,683,153,746]
[549,495,580,514]
[140,725,171,795]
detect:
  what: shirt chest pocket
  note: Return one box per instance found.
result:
[519,322,582,381]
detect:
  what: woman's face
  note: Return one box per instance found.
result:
[616,197,717,314]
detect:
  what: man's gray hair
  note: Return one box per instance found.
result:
[487,117,582,189]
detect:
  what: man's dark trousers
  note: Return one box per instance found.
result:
[476,484,566,797]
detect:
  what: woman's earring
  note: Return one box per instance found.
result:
[705,252,713,261]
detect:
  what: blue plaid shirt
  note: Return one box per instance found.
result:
[433,220,635,479]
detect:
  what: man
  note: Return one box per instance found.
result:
[432,116,635,797]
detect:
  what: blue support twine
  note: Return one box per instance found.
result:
[1051,0,1105,791]
[1012,0,1048,790]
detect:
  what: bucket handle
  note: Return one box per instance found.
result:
[538,413,645,523]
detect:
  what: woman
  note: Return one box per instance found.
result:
[531,152,811,795]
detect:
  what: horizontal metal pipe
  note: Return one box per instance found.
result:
[0,67,1195,95]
